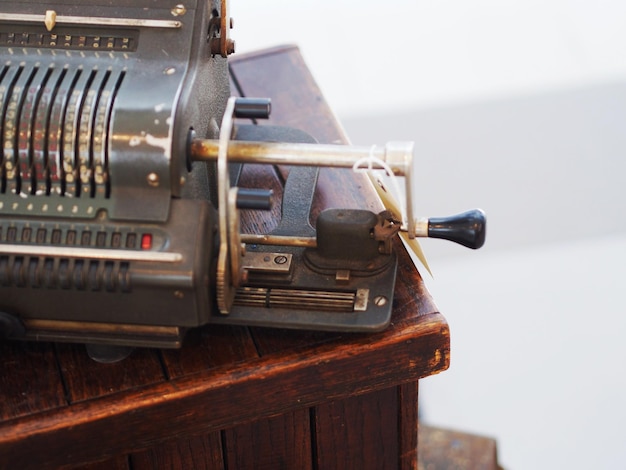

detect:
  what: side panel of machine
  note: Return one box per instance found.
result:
[0,199,217,331]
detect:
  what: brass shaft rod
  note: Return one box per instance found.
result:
[190,139,405,175]
[241,233,317,248]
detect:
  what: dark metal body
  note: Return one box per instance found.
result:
[0,1,400,350]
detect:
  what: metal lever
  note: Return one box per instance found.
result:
[216,97,274,314]
[190,137,418,235]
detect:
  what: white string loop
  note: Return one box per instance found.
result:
[352,145,407,224]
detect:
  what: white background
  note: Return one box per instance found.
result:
[232,0,626,117]
[231,2,626,468]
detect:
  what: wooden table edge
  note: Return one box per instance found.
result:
[0,312,449,468]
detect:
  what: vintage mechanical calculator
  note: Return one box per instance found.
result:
[0,0,485,360]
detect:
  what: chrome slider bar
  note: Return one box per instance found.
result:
[0,12,182,30]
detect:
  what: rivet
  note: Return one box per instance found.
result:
[226,39,235,55]
[171,4,187,16]
[147,172,159,187]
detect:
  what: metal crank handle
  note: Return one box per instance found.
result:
[411,209,487,249]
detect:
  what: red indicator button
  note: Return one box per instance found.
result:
[141,233,152,250]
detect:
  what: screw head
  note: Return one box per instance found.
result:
[373,296,388,307]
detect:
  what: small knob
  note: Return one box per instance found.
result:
[428,209,486,249]
[0,311,25,339]
[234,98,271,119]
[236,188,273,210]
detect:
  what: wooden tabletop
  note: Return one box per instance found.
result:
[0,45,449,470]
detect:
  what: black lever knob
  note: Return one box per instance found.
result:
[234,98,271,119]
[236,188,273,210]
[428,209,486,249]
